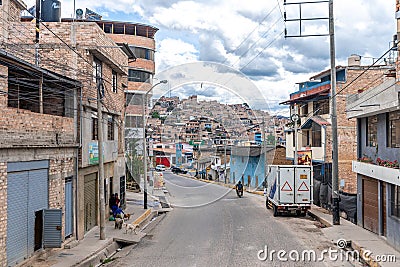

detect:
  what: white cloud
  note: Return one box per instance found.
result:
[156,38,199,71]
[22,0,396,115]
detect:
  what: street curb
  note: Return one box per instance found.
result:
[351,241,382,267]
[76,208,155,267]
[75,238,115,267]
[307,210,333,228]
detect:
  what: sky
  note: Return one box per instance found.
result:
[25,0,397,115]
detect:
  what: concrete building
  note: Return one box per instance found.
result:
[229,145,275,189]
[347,77,400,248]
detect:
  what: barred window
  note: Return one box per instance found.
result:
[108,116,114,140]
[112,71,117,93]
[92,118,98,140]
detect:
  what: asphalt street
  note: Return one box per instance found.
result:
[113,173,352,267]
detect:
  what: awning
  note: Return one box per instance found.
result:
[301,116,331,129]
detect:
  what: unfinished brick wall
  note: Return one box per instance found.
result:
[0,162,7,267]
[0,108,75,147]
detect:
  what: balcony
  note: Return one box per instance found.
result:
[352,161,400,185]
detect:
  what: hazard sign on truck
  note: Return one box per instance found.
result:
[264,165,313,217]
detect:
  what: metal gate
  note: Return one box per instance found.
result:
[7,161,48,267]
[43,209,62,248]
[84,173,97,233]
[64,177,73,237]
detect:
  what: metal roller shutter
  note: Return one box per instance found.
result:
[6,166,48,266]
[43,209,62,248]
[84,173,97,233]
[6,171,29,266]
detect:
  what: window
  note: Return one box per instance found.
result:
[312,123,322,147]
[129,46,155,60]
[108,116,114,140]
[313,99,330,115]
[391,185,400,218]
[126,93,143,106]
[112,71,117,93]
[125,115,143,128]
[387,111,400,148]
[92,118,98,140]
[301,103,308,117]
[366,115,378,147]
[93,57,102,83]
[128,69,152,83]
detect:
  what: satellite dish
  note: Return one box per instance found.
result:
[76,9,83,19]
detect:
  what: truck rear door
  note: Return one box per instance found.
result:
[295,167,311,204]
[278,167,295,204]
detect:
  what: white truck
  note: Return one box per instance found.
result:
[265,165,313,217]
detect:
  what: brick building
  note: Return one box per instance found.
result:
[0,1,130,265]
[0,2,83,260]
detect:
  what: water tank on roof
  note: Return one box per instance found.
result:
[348,54,361,67]
[41,0,61,22]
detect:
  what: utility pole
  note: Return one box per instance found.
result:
[142,80,168,209]
[261,116,266,184]
[35,0,40,66]
[329,0,340,225]
[294,105,298,165]
[142,93,148,209]
[284,0,339,224]
[97,78,106,239]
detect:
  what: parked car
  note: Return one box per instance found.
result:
[171,166,188,174]
[155,164,166,171]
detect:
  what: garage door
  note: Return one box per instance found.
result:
[7,161,48,267]
[362,177,379,234]
[84,173,97,233]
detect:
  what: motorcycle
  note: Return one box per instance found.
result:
[236,187,243,198]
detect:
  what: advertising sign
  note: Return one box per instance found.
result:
[89,142,99,165]
[297,150,312,165]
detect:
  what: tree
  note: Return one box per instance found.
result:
[267,134,276,145]
[151,111,160,118]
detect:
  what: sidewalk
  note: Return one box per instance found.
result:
[308,205,400,267]
[183,174,400,266]
[23,190,168,267]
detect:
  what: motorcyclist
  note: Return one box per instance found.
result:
[236,181,243,197]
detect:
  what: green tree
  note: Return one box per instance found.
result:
[266,134,276,145]
[151,111,160,118]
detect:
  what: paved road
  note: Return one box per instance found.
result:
[113,173,352,267]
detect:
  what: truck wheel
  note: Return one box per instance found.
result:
[273,205,278,217]
[266,199,271,209]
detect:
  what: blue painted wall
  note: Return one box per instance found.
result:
[356,113,400,251]
[358,114,399,162]
[229,154,265,188]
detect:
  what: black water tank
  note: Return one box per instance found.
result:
[41,0,61,22]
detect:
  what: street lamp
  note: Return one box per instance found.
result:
[143,80,168,209]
